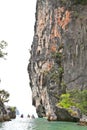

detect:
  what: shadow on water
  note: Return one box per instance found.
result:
[0,117,87,130]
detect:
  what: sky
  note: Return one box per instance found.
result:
[0,0,37,117]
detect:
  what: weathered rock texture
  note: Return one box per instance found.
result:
[28,0,87,121]
[0,101,16,122]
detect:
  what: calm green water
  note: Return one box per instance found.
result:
[0,117,87,130]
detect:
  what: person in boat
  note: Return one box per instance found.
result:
[27,114,30,118]
[31,114,35,119]
[20,114,24,118]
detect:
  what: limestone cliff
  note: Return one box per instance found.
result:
[28,0,87,121]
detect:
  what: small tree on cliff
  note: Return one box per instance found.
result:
[0,90,10,103]
[0,40,7,58]
[0,41,9,105]
[0,40,8,82]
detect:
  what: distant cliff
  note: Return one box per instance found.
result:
[28,0,87,121]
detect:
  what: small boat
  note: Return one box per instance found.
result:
[31,114,35,119]
[27,114,30,118]
[20,114,24,118]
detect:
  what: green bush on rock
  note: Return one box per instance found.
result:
[58,90,87,115]
[74,0,87,4]
[58,93,76,109]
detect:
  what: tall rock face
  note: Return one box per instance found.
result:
[28,0,87,121]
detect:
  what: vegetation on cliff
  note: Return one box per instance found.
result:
[0,89,16,122]
[0,89,10,103]
[0,40,7,58]
[61,0,87,5]
[28,0,87,121]
[0,41,16,121]
[58,90,87,115]
[74,0,87,4]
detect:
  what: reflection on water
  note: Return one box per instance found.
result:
[0,116,87,130]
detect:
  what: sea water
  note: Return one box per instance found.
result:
[0,116,87,130]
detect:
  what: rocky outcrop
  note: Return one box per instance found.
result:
[6,106,16,119]
[78,115,87,126]
[28,0,87,121]
[0,101,16,122]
